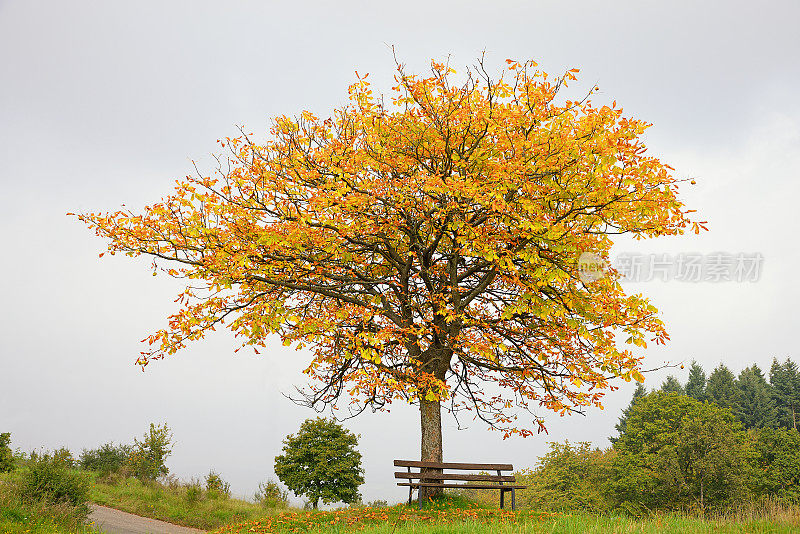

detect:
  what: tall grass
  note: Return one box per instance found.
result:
[90,472,285,530]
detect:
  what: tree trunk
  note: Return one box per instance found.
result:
[419,396,444,503]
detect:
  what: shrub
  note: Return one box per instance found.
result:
[518,441,615,513]
[19,453,90,518]
[185,478,203,504]
[127,423,173,481]
[254,479,289,508]
[50,447,75,468]
[205,470,231,499]
[0,432,13,473]
[79,441,131,476]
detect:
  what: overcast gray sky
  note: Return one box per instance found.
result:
[1,0,799,505]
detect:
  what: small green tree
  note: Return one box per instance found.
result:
[274,418,364,509]
[612,391,750,511]
[0,432,14,473]
[685,361,707,401]
[128,423,173,481]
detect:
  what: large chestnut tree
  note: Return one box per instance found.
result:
[75,57,703,498]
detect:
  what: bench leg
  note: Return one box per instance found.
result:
[512,488,516,511]
[418,486,424,510]
[499,488,505,509]
[408,485,412,505]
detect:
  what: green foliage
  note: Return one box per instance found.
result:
[736,365,777,429]
[0,432,14,473]
[685,361,706,401]
[254,479,289,508]
[127,423,173,481]
[611,391,750,511]
[79,442,131,476]
[770,358,800,430]
[611,382,646,443]
[661,375,684,394]
[19,453,90,518]
[50,447,76,469]
[706,364,740,412]
[205,470,231,499]
[185,478,203,504]
[751,427,800,502]
[518,441,615,513]
[274,417,364,509]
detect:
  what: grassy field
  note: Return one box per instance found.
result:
[211,498,800,534]
[4,467,799,534]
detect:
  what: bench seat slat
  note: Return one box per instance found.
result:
[394,460,513,471]
[398,482,527,490]
[394,472,516,482]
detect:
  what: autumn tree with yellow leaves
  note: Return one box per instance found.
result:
[75,56,703,498]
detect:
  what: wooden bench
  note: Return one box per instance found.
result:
[394,460,526,510]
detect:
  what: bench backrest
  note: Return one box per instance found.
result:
[394,460,516,483]
[394,460,513,471]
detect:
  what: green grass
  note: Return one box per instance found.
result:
[210,495,800,534]
[89,472,285,531]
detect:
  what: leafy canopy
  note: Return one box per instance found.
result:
[74,56,703,436]
[274,417,364,508]
[612,392,749,510]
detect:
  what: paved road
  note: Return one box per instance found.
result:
[88,504,206,534]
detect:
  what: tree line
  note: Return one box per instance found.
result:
[615,357,800,440]
[501,357,800,513]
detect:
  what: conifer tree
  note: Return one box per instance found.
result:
[611,382,647,443]
[735,365,776,429]
[661,375,684,394]
[770,358,800,430]
[685,361,707,401]
[706,364,739,413]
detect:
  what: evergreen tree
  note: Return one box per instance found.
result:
[770,358,800,430]
[661,375,684,394]
[735,365,777,429]
[705,364,739,413]
[685,361,707,401]
[611,382,647,444]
